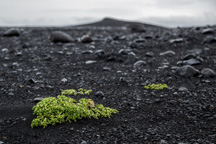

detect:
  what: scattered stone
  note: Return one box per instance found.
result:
[159,51,175,56]
[204,47,210,52]
[202,28,214,34]
[176,65,200,77]
[178,87,188,92]
[129,24,146,33]
[144,35,153,39]
[85,60,97,64]
[116,35,126,40]
[43,55,52,61]
[134,38,146,43]
[28,78,37,84]
[201,68,216,78]
[12,62,19,67]
[103,66,111,71]
[82,50,93,54]
[169,38,184,44]
[182,53,196,60]
[183,58,200,65]
[187,48,203,55]
[129,41,139,48]
[107,53,127,62]
[128,52,136,57]
[95,50,105,58]
[15,51,23,56]
[173,92,178,95]
[113,35,120,40]
[1,48,8,52]
[61,78,67,82]
[89,45,95,49]
[81,35,93,43]
[8,92,14,96]
[133,60,146,68]
[50,31,73,43]
[57,51,64,54]
[118,49,132,55]
[80,140,87,144]
[203,36,216,44]
[3,28,20,37]
[158,65,169,69]
[34,97,44,103]
[145,52,154,57]
[22,43,30,48]
[95,91,105,97]
[147,128,157,134]
[136,95,142,101]
[125,53,137,64]
[159,139,168,144]
[176,61,183,65]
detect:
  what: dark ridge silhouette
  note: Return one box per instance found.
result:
[76,17,168,29]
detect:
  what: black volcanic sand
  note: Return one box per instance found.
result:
[0,19,216,143]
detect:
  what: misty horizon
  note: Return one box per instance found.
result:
[0,0,216,27]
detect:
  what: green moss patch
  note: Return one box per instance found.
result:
[31,89,118,128]
[144,84,168,90]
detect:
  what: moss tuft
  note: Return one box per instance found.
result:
[144,84,168,90]
[31,89,118,128]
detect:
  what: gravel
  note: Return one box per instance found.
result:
[0,19,216,143]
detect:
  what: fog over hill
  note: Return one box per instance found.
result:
[0,0,215,27]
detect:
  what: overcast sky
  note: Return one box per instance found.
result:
[0,0,215,27]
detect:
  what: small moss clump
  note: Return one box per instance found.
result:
[144,84,168,90]
[31,89,118,128]
[61,88,92,95]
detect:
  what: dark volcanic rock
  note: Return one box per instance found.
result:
[133,60,146,68]
[81,35,93,43]
[178,87,188,92]
[33,97,44,103]
[183,53,197,60]
[183,58,200,65]
[85,60,97,64]
[202,28,214,35]
[144,35,153,39]
[159,50,175,56]
[124,53,137,64]
[103,66,111,71]
[145,52,154,57]
[201,68,216,78]
[50,31,73,43]
[203,36,216,44]
[95,91,105,97]
[129,24,146,33]
[129,41,138,48]
[169,38,184,44]
[118,49,133,55]
[176,65,200,77]
[82,50,93,54]
[187,48,203,55]
[95,50,105,58]
[107,53,127,62]
[3,28,20,36]
[134,38,146,43]
[22,43,30,49]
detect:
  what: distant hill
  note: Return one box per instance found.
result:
[76,17,168,29]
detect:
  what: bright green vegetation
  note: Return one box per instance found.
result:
[31,89,118,128]
[61,88,92,95]
[144,84,168,90]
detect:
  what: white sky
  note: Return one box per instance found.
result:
[0,0,215,27]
